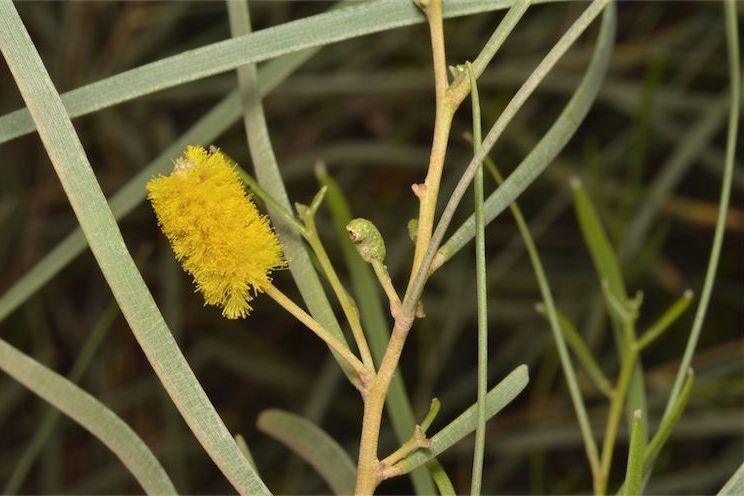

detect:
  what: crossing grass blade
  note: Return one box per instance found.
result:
[0,6,270,493]
[0,0,556,145]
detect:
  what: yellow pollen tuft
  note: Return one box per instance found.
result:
[147,146,285,319]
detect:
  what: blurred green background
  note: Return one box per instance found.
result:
[0,1,741,494]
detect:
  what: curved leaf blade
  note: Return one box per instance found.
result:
[0,338,175,495]
[718,463,744,496]
[258,409,356,495]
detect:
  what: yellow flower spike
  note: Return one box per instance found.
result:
[147,145,285,319]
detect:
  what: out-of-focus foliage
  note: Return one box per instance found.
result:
[0,1,740,494]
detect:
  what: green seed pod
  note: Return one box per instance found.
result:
[346,218,386,263]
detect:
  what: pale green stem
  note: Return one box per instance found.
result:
[597,336,638,496]
[468,61,488,496]
[637,290,693,351]
[355,312,416,495]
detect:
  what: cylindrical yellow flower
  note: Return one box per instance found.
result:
[147,146,285,319]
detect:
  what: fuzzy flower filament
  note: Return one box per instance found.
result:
[147,146,285,319]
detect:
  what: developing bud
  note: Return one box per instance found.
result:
[407,218,418,241]
[346,218,386,264]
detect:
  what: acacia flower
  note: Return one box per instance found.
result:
[147,146,285,319]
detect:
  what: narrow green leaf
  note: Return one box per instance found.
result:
[0,7,269,494]
[0,338,175,495]
[637,290,694,351]
[229,0,356,385]
[427,459,456,496]
[717,463,744,496]
[4,301,120,494]
[258,409,356,495]
[536,306,612,397]
[571,178,628,303]
[469,0,531,78]
[0,0,555,145]
[392,365,529,476]
[623,410,646,496]
[235,434,258,472]
[571,178,648,433]
[645,370,694,470]
[467,62,488,496]
[317,167,436,493]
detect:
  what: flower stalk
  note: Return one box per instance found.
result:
[299,199,376,372]
[263,284,370,385]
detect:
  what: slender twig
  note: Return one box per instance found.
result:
[371,260,402,315]
[264,284,370,383]
[408,0,455,288]
[637,290,693,351]
[355,311,416,494]
[303,214,376,372]
[379,425,430,470]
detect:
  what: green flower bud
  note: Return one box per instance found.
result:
[407,218,418,241]
[346,218,386,263]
